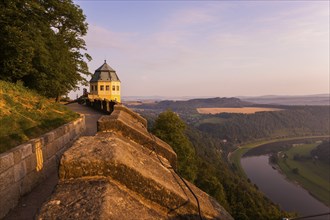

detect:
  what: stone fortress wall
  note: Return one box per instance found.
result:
[0,116,85,218]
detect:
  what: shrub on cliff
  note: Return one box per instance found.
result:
[152,110,198,182]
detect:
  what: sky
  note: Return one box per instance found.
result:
[70,0,329,99]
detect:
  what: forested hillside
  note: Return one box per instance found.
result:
[198,106,330,145]
[134,97,250,112]
[151,110,294,220]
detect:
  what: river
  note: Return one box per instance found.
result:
[241,155,329,217]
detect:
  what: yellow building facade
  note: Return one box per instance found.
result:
[88,60,121,102]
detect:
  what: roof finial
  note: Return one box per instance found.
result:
[104,59,107,64]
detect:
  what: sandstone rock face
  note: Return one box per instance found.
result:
[97,105,177,169]
[38,105,233,220]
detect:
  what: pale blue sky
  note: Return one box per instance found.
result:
[71,0,329,98]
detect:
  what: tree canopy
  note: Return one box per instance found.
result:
[152,110,197,181]
[0,0,91,100]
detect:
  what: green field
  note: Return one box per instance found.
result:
[277,143,330,206]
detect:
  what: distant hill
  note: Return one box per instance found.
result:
[0,80,79,153]
[239,94,330,106]
[131,97,251,111]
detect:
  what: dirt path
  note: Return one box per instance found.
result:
[66,102,106,136]
[4,103,105,220]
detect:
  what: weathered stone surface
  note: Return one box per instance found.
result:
[13,150,22,165]
[0,152,14,173]
[38,177,168,220]
[57,133,233,220]
[24,154,37,173]
[44,142,57,160]
[20,143,33,160]
[0,167,14,192]
[43,131,55,145]
[54,126,66,140]
[114,105,148,128]
[97,106,177,169]
[14,160,27,182]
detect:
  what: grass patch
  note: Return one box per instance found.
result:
[0,80,79,154]
[277,143,330,206]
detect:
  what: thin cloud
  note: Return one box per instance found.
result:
[85,24,137,50]
[167,7,215,28]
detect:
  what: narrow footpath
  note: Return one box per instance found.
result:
[4,103,106,220]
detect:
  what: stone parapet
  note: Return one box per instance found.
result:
[0,116,86,219]
[54,133,232,219]
[97,105,177,169]
[113,105,148,128]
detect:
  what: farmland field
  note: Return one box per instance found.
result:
[196,107,283,114]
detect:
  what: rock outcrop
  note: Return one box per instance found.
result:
[38,105,233,220]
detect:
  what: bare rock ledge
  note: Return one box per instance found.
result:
[37,105,233,220]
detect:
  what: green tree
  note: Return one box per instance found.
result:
[0,0,91,101]
[152,110,197,182]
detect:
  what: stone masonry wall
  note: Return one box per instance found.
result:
[0,116,86,219]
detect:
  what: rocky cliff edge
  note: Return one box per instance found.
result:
[37,105,233,220]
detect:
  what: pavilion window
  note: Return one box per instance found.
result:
[117,86,120,91]
[106,85,110,91]
[100,85,104,91]
[112,86,115,91]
